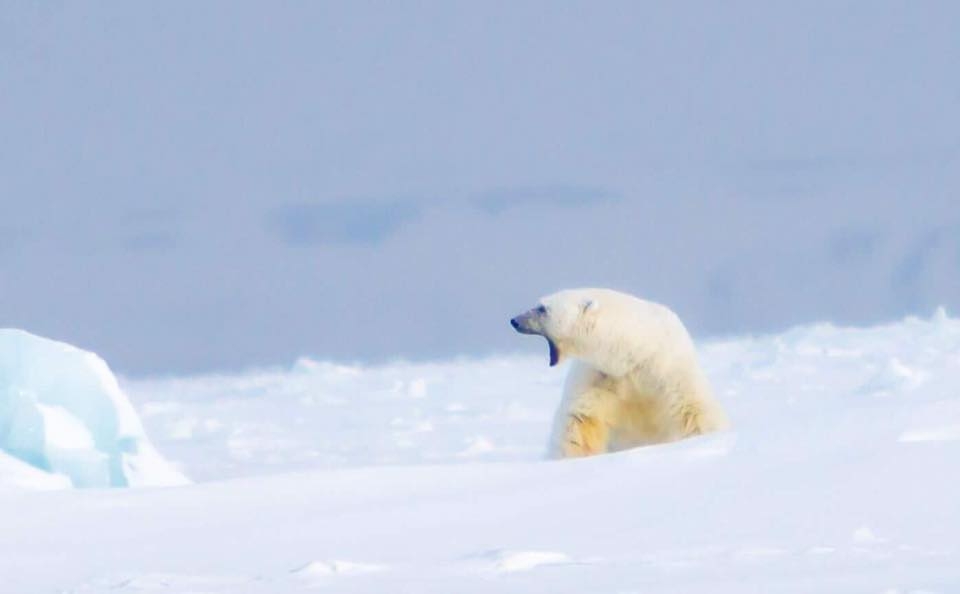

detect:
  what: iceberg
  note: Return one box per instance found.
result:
[0,329,188,488]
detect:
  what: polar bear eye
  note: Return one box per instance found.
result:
[535,305,547,315]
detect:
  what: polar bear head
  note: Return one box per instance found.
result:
[511,288,688,376]
[510,289,602,367]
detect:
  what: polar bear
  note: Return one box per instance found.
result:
[510,288,729,458]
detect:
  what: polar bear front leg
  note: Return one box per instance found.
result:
[560,411,609,457]
[556,387,616,458]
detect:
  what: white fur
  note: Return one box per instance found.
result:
[532,289,729,457]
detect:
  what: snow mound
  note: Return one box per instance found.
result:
[468,549,576,573]
[0,329,187,488]
[290,559,386,578]
[0,450,72,491]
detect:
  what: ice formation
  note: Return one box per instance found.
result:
[0,329,188,488]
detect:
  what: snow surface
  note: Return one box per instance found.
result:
[3,313,960,592]
[0,329,188,488]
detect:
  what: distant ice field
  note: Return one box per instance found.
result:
[123,309,960,482]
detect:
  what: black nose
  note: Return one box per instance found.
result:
[510,317,520,330]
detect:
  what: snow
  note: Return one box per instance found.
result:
[0,329,188,488]
[2,313,960,592]
[0,450,72,491]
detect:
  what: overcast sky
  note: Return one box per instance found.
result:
[2,2,959,375]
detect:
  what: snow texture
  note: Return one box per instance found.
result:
[0,329,188,488]
[2,313,960,592]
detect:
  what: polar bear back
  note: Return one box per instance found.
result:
[545,288,701,379]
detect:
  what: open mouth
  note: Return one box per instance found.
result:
[510,315,559,366]
[546,338,560,366]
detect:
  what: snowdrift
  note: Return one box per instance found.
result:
[0,329,187,488]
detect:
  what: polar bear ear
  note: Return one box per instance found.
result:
[581,299,599,314]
